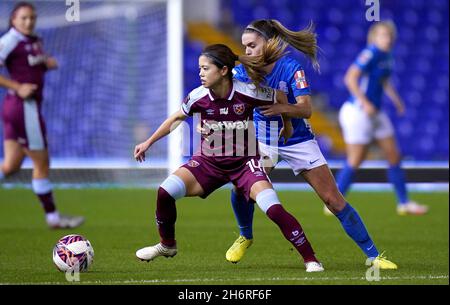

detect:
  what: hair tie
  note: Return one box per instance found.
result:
[201,52,226,67]
[245,25,269,40]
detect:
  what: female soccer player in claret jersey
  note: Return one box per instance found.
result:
[134,40,325,272]
[336,21,428,216]
[0,2,84,229]
[224,19,397,270]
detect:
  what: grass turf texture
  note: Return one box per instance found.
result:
[0,188,448,285]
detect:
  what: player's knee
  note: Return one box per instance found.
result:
[322,191,346,211]
[159,174,186,200]
[2,164,20,176]
[255,189,281,214]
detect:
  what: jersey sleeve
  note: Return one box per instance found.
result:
[181,95,194,117]
[354,47,376,72]
[232,64,250,83]
[287,62,312,97]
[0,32,18,66]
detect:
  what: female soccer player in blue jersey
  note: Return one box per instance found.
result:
[0,2,84,229]
[134,41,325,272]
[336,21,428,216]
[224,19,397,269]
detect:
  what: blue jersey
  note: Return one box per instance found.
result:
[232,56,314,147]
[349,44,393,109]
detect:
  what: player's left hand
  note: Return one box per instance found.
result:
[396,103,405,116]
[259,104,286,117]
[45,57,58,70]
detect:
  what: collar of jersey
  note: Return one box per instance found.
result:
[207,81,236,101]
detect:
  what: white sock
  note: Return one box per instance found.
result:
[32,178,53,194]
[46,211,60,226]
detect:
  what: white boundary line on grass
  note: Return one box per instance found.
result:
[1,274,448,285]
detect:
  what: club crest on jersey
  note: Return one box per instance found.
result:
[358,49,373,65]
[187,160,200,167]
[294,70,308,89]
[278,81,289,94]
[233,103,245,115]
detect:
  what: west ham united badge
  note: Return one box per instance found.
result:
[187,160,200,167]
[233,103,245,115]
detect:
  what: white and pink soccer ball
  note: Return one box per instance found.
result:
[52,234,94,272]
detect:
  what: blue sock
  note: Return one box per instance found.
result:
[336,203,379,258]
[0,170,4,180]
[230,189,254,239]
[387,164,409,204]
[336,162,355,195]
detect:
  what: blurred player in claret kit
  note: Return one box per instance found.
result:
[335,21,429,216]
[225,19,397,270]
[0,2,84,229]
[134,40,325,272]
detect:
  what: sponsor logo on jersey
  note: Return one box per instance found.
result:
[220,107,229,115]
[28,54,46,66]
[206,109,215,115]
[294,70,308,89]
[259,86,273,99]
[233,103,245,115]
[202,119,249,131]
[187,160,200,167]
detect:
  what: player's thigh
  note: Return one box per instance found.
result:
[345,143,369,168]
[301,164,346,207]
[172,167,205,197]
[280,140,327,176]
[2,140,26,173]
[376,136,401,165]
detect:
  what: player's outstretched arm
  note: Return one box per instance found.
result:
[134,110,187,162]
[383,78,405,115]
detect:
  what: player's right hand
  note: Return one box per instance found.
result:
[134,142,150,162]
[362,100,377,117]
[17,83,38,99]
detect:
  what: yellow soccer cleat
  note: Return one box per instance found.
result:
[371,252,398,270]
[225,235,253,263]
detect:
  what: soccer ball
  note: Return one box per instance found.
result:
[52,234,94,272]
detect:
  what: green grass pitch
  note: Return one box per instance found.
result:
[0,188,448,285]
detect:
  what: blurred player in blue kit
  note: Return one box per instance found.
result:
[335,21,428,216]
